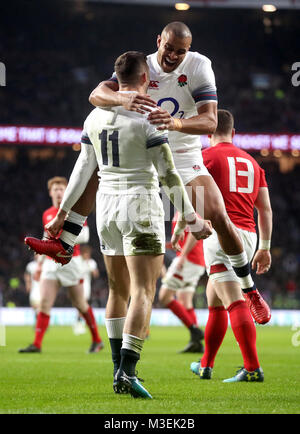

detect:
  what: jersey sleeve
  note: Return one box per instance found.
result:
[189,54,218,108]
[144,121,169,149]
[259,167,268,188]
[202,148,214,172]
[42,211,47,228]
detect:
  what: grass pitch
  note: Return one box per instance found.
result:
[0,324,299,414]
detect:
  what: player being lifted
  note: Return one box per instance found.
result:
[187,110,272,382]
[159,212,206,353]
[25,21,270,323]
[20,177,103,354]
[28,52,212,398]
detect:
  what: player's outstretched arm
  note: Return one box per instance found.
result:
[252,187,273,274]
[148,101,217,135]
[148,142,212,242]
[89,80,156,114]
[46,143,98,237]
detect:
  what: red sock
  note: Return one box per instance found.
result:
[81,306,101,343]
[228,300,260,372]
[201,306,228,368]
[167,299,194,329]
[187,308,198,326]
[33,312,50,349]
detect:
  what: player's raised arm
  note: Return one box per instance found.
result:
[46,138,98,237]
[252,186,273,274]
[89,79,157,114]
[148,101,217,135]
[147,141,212,241]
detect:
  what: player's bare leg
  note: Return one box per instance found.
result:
[124,255,163,338]
[19,279,59,353]
[68,282,103,352]
[104,255,131,377]
[113,254,163,398]
[71,169,98,216]
[188,175,243,255]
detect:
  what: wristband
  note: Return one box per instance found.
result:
[259,239,271,250]
[172,118,183,131]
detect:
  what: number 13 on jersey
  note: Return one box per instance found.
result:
[227,156,254,194]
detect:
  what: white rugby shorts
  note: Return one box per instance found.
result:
[41,256,84,287]
[204,227,257,283]
[97,192,165,256]
[172,147,210,186]
[29,283,41,306]
[83,281,91,301]
[161,256,206,293]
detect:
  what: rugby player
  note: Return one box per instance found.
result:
[188,110,272,382]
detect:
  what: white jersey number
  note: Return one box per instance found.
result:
[227,157,254,194]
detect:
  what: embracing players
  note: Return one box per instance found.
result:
[28,52,211,398]
[30,21,270,324]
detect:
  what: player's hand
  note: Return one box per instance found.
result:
[148,109,175,130]
[171,232,185,252]
[120,93,157,114]
[252,249,272,275]
[45,213,65,238]
[189,218,213,240]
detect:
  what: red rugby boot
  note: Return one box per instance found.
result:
[244,289,271,325]
[24,237,73,265]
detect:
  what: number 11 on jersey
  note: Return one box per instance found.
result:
[99,130,120,167]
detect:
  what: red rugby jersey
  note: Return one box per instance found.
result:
[171,212,205,266]
[202,142,268,233]
[42,206,84,257]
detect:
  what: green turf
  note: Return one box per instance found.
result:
[0,325,299,414]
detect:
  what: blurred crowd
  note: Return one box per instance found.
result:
[0,1,299,309]
[1,1,299,132]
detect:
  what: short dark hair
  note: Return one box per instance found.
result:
[114,51,148,85]
[215,110,234,136]
[162,22,192,40]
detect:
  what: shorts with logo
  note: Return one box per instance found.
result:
[41,256,84,287]
[204,226,257,283]
[97,191,165,256]
[161,256,206,293]
[172,147,210,186]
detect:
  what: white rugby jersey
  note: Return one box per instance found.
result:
[81,103,169,194]
[110,51,217,152]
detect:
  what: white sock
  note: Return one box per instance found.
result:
[60,211,87,247]
[105,317,126,339]
[122,333,144,355]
